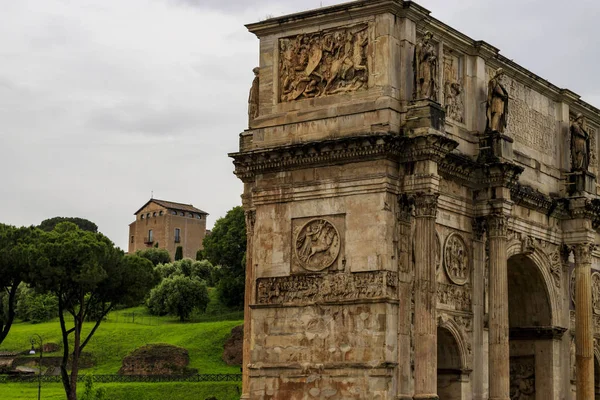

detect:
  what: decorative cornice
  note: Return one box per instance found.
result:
[509,326,567,341]
[510,183,557,217]
[439,152,478,185]
[400,134,458,164]
[230,133,405,182]
[246,0,407,37]
[477,162,523,189]
[230,133,458,182]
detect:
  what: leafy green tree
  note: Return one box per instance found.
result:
[135,248,171,266]
[0,224,39,345]
[39,217,98,233]
[154,258,217,286]
[202,206,246,274]
[202,206,246,307]
[147,275,209,321]
[175,246,183,261]
[16,285,58,323]
[33,222,157,400]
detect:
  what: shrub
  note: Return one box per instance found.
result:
[147,276,210,321]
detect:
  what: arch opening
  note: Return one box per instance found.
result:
[437,326,463,400]
[507,253,556,400]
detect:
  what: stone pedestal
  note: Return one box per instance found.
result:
[568,171,597,196]
[487,211,510,400]
[413,194,439,400]
[478,130,514,164]
[573,243,595,400]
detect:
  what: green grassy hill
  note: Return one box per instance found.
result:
[0,290,243,399]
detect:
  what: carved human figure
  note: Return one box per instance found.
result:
[248,67,260,122]
[486,68,509,133]
[570,113,590,171]
[413,31,438,101]
[445,81,464,122]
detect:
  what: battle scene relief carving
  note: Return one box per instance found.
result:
[256,271,397,306]
[279,24,369,102]
[510,356,535,399]
[592,271,600,315]
[437,282,472,311]
[444,232,469,285]
[443,51,464,123]
[295,218,341,272]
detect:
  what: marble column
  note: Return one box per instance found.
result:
[413,193,439,400]
[486,212,509,400]
[573,243,594,400]
[240,210,255,400]
[471,218,486,400]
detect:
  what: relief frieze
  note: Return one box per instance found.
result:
[279,24,369,102]
[437,282,472,311]
[256,271,397,306]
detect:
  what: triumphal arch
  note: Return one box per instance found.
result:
[230,1,600,399]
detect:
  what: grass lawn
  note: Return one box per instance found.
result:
[1,382,242,399]
[0,289,243,375]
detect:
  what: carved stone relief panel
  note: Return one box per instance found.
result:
[443,50,464,123]
[443,232,469,285]
[585,121,598,179]
[485,67,557,155]
[510,356,535,399]
[278,23,369,102]
[256,270,397,306]
[292,215,344,273]
[592,271,600,315]
[570,268,576,306]
[435,231,442,276]
[437,282,472,312]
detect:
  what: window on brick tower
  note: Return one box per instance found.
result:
[174,228,181,243]
[148,229,153,242]
[131,236,134,243]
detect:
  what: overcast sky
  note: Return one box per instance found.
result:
[1,0,599,250]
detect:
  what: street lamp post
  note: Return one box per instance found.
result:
[29,334,43,400]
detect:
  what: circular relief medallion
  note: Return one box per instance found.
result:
[443,232,469,285]
[295,218,341,272]
[592,271,600,315]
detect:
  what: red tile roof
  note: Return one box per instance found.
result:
[134,199,208,215]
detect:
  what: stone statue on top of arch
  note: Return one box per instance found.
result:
[486,68,509,133]
[570,113,590,172]
[413,31,438,101]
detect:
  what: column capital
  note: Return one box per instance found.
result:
[472,217,486,241]
[486,212,509,238]
[572,243,596,265]
[413,192,439,218]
